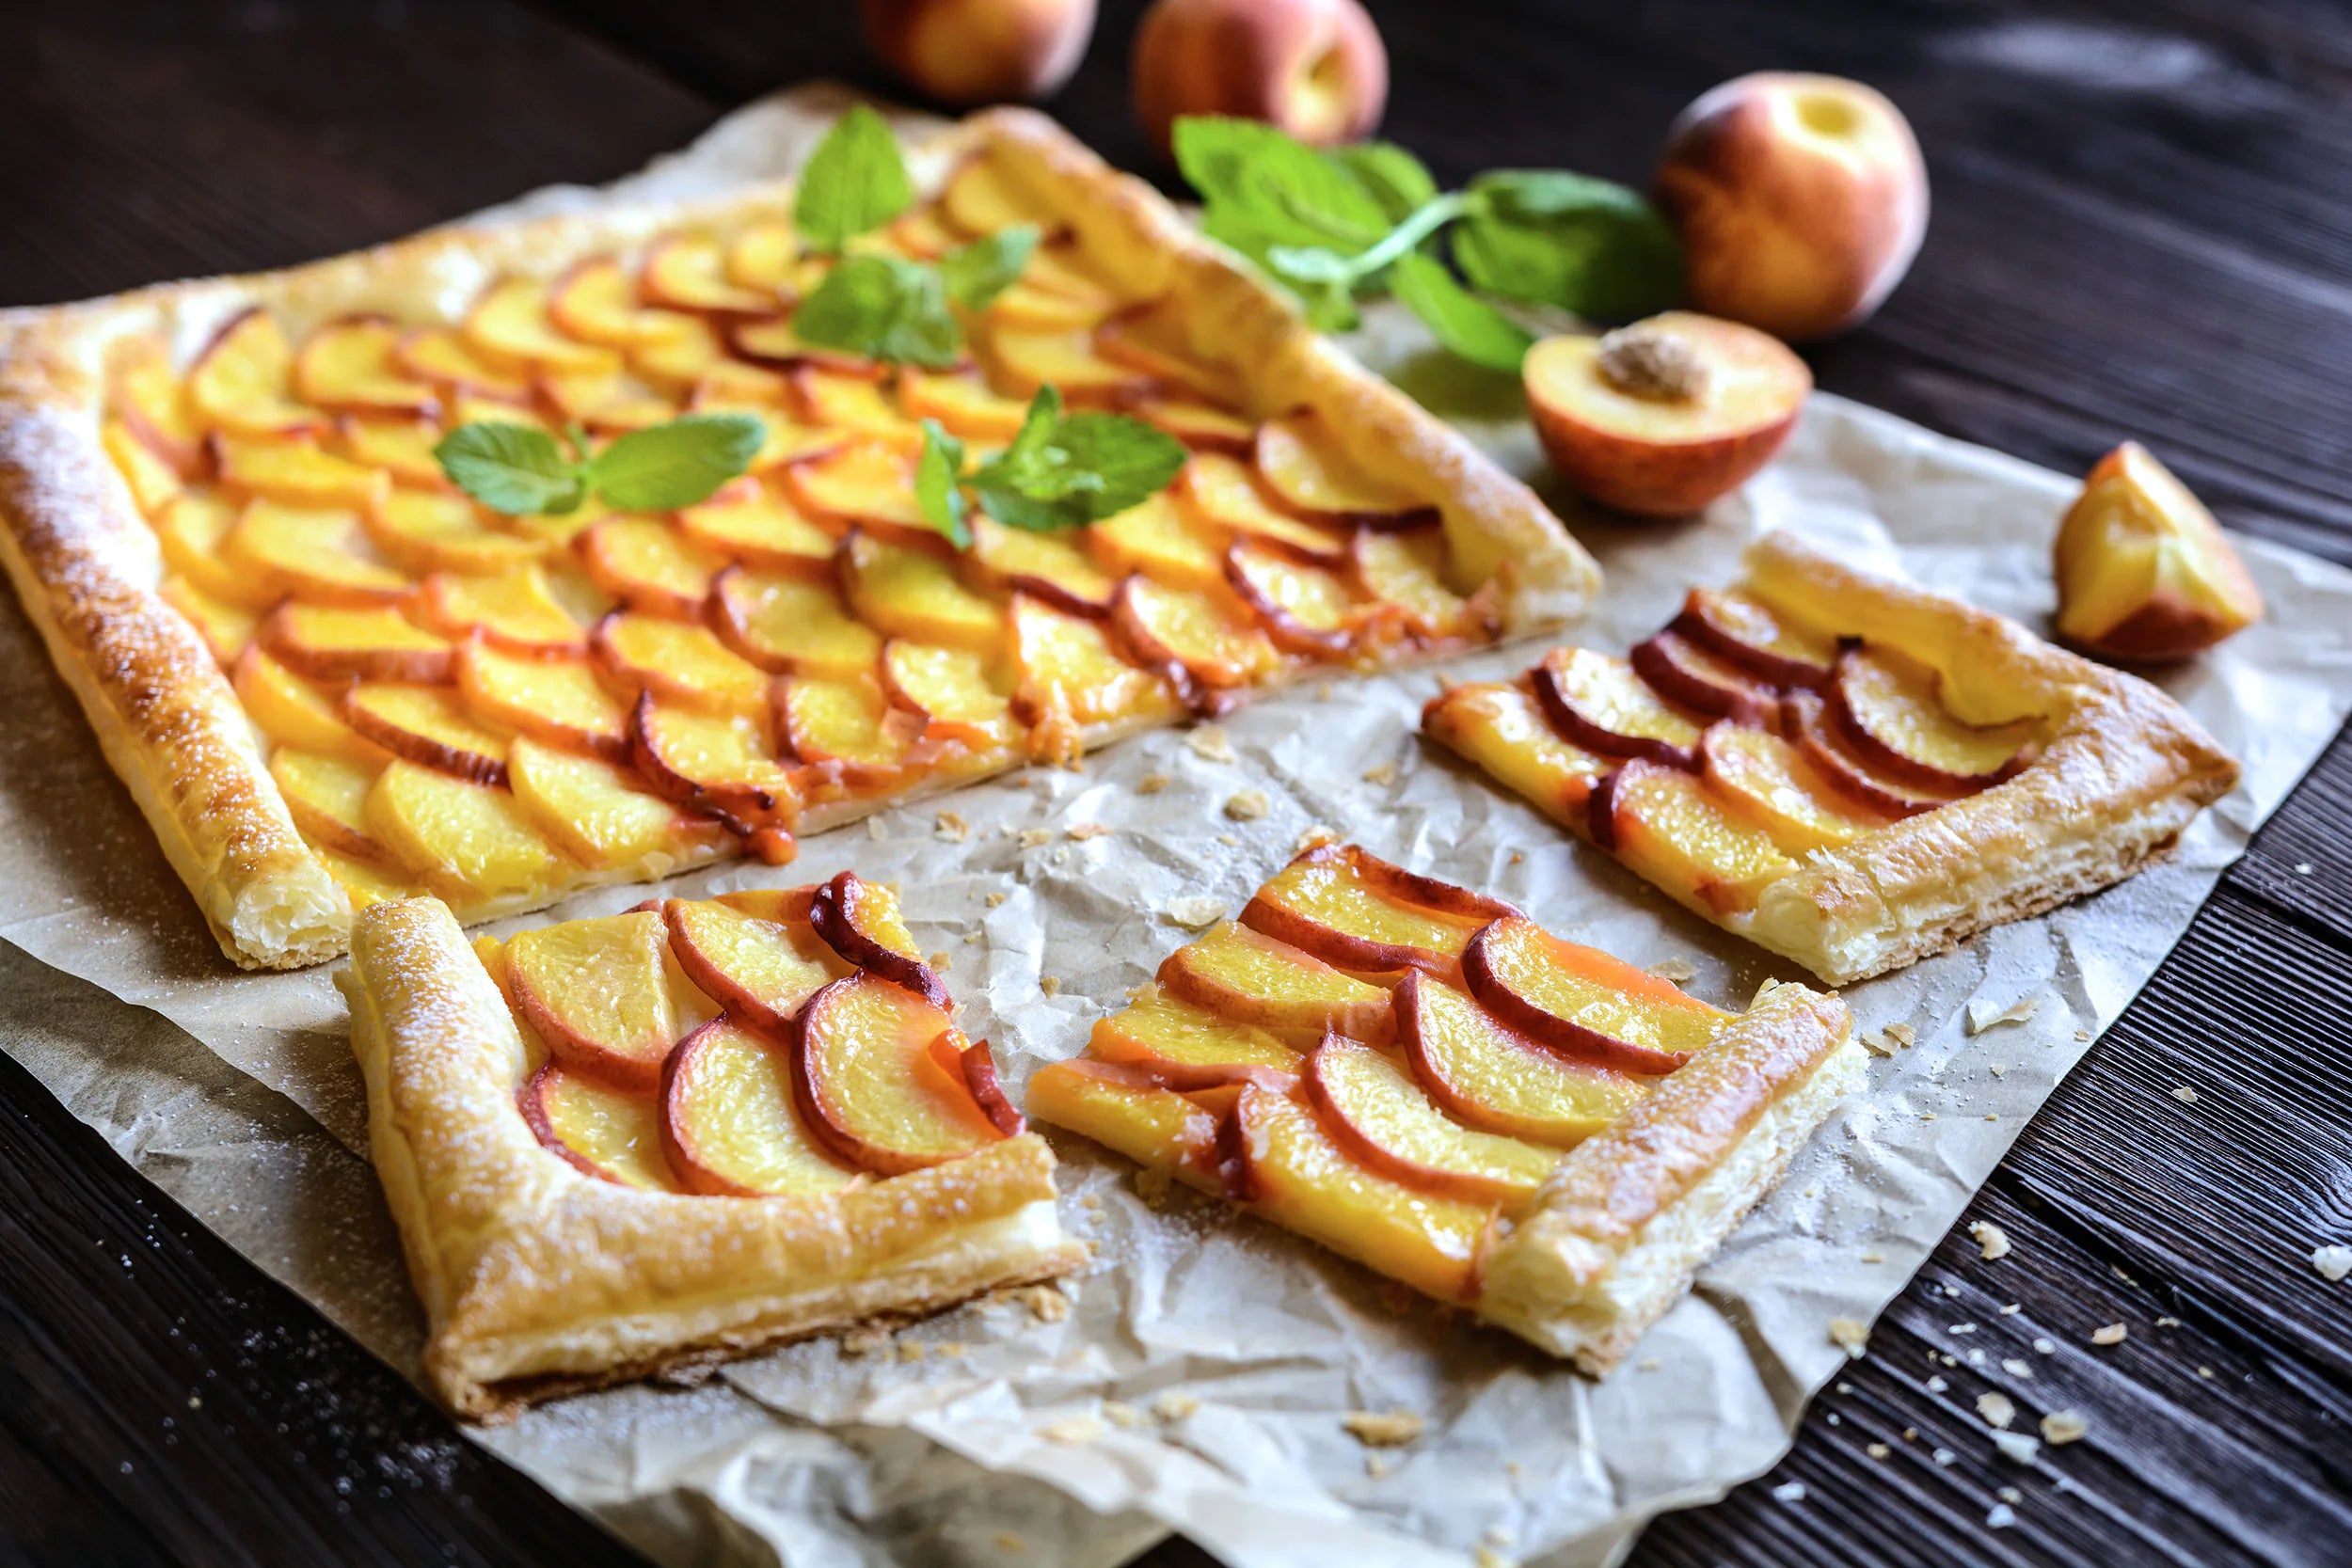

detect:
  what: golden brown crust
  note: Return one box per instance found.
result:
[342,895,1084,1421]
[0,107,1596,971]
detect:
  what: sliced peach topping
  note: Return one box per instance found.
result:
[293,316,439,418]
[335,415,449,489]
[394,326,535,404]
[320,847,413,912]
[271,749,389,863]
[1830,645,2033,791]
[1700,722,1887,853]
[261,603,454,684]
[364,760,568,908]
[162,578,259,665]
[1009,593,1177,760]
[785,439,929,533]
[662,895,847,1037]
[675,479,836,574]
[366,489,545,577]
[640,234,776,317]
[224,500,409,606]
[186,309,321,438]
[504,909,710,1092]
[578,516,728,620]
[1239,844,1510,978]
[1131,396,1257,455]
[964,515,1118,618]
[1178,453,1348,562]
[416,566,587,657]
[710,566,882,679]
[548,257,699,349]
[1093,299,1248,405]
[111,338,206,477]
[1534,646,1703,768]
[805,870,946,1008]
[595,612,771,715]
[1590,758,1798,915]
[777,673,919,788]
[630,694,795,825]
[456,642,631,763]
[539,368,678,434]
[1667,586,1836,689]
[507,737,719,870]
[1157,921,1392,1043]
[214,434,391,512]
[841,531,1007,654]
[235,647,381,760]
[794,367,920,441]
[103,420,183,515]
[1086,492,1228,594]
[1395,971,1653,1147]
[519,1063,678,1192]
[790,973,1002,1177]
[464,277,622,376]
[1089,985,1303,1090]
[983,323,1152,400]
[898,368,1032,440]
[1254,412,1426,519]
[941,154,1058,236]
[1225,537,1358,657]
[1421,679,1611,822]
[154,493,273,608]
[723,219,803,293]
[1025,1059,1222,1179]
[1304,1035,1561,1207]
[1349,526,1475,641]
[660,1018,860,1197]
[1460,916,1725,1075]
[1113,575,1281,693]
[344,683,512,786]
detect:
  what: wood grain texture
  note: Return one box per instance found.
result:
[2,1,2349,1566]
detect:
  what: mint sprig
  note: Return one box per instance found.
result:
[435,414,764,515]
[914,387,1186,547]
[793,225,1041,368]
[795,103,914,255]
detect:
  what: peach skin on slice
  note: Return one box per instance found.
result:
[1534,646,1703,768]
[1253,412,1430,520]
[640,234,776,317]
[235,646,382,761]
[456,643,631,765]
[1628,629,1780,723]
[1349,526,1478,641]
[1395,971,1655,1148]
[1666,586,1836,690]
[1112,576,1281,695]
[1009,592,1179,761]
[1225,537,1359,658]
[186,309,322,438]
[981,323,1151,400]
[293,315,440,418]
[1086,491,1228,594]
[1589,758,1799,916]
[1177,453,1349,563]
[660,1018,862,1198]
[1422,678,1612,823]
[548,256,699,349]
[464,277,622,376]
[1780,689,1961,820]
[519,1062,679,1192]
[947,1039,1025,1137]
[629,693,796,829]
[261,603,454,685]
[841,530,1007,655]
[663,895,848,1037]
[271,749,389,863]
[1089,985,1303,1090]
[1157,921,1393,1043]
[1304,1034,1561,1207]
[344,683,512,787]
[224,500,409,605]
[416,568,587,657]
[789,973,1001,1177]
[711,565,882,679]
[1025,1059,1223,1180]
[595,612,771,716]
[1828,645,2034,793]
[808,870,948,1010]
[507,738,723,871]
[111,337,206,476]
[881,640,1016,750]
[394,325,535,404]
[784,440,928,533]
[676,479,837,576]
[1460,916,1725,1075]
[505,909,713,1093]
[776,673,921,788]
[1132,396,1257,456]
[1700,721,1889,854]
[964,515,1118,619]
[579,516,728,621]
[215,435,393,513]
[1239,844,1514,979]
[365,761,567,908]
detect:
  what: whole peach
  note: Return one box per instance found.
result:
[1653,71,1928,341]
[1133,0,1388,157]
[862,0,1098,105]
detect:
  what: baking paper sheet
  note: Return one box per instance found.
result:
[3,85,2349,1568]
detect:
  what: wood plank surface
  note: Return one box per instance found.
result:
[2,2,2348,1566]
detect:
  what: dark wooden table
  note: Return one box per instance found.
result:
[3,2,2348,1564]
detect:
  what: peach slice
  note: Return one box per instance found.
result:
[660,1018,860,1197]
[366,761,568,907]
[271,749,389,862]
[840,530,1008,654]
[1304,1034,1560,1206]
[964,515,1118,618]
[881,205,959,260]
[723,219,803,293]
[506,909,709,1092]
[1086,491,1228,594]
[394,327,535,404]
[578,516,727,621]
[1009,592,1178,761]
[416,567,587,657]
[777,673,920,788]
[322,848,414,911]
[790,973,1000,1176]
[988,278,1114,332]
[366,490,546,577]
[456,642,631,763]
[949,1039,1025,1138]
[111,339,206,477]
[344,683,512,785]
[881,640,1015,748]
[508,737,722,869]
[1178,453,1348,562]
[640,234,776,317]
[1113,575,1281,692]
[1668,586,1835,689]
[676,479,836,574]
[161,578,259,665]
[1780,689,1956,819]
[629,317,732,395]
[260,603,454,684]
[1394,971,1652,1147]
[2055,441,2263,661]
[539,369,679,434]
[223,500,409,605]
[1628,628,1778,722]
[1349,525,1477,641]
[1534,645,1703,768]
[1158,920,1393,1042]
[1093,299,1248,406]
[1239,843,1511,977]
[236,647,380,759]
[1024,243,1121,306]
[1460,915,1724,1074]
[807,870,948,1010]
[630,692,796,826]
[1829,644,2033,791]
[1421,678,1611,821]
[103,420,183,515]
[1227,1083,1492,1303]
[464,277,622,375]
[186,309,322,438]
[794,367,923,441]
[1225,537,1357,657]
[898,369,1033,441]
[548,257,700,349]
[1523,313,1810,516]
[335,415,449,490]
[941,154,1059,236]
[1090,985,1303,1090]
[1253,412,1428,519]
[730,317,884,379]
[292,316,439,418]
[710,565,882,679]
[784,440,930,534]
[1702,721,1889,853]
[154,492,274,609]
[983,324,1151,400]
[1131,396,1257,456]
[594,612,771,715]
[519,1063,678,1191]
[214,436,391,513]
[1589,758,1798,914]
[663,895,847,1037]
[1025,1058,1223,1177]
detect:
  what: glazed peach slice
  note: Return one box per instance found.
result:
[1534,646,1704,768]
[161,578,259,665]
[1225,537,1359,657]
[1178,453,1349,562]
[660,1018,862,1197]
[675,479,836,575]
[416,567,588,657]
[539,369,678,434]
[1158,921,1393,1043]
[662,895,847,1037]
[1009,593,1179,762]
[1422,678,1612,820]
[293,316,439,418]
[1239,844,1514,978]
[1589,758,1799,915]
[898,369,1031,441]
[640,234,776,317]
[505,909,714,1092]
[519,1063,677,1191]
[1112,576,1280,695]
[154,493,272,608]
[710,566,882,679]
[1089,986,1303,1091]
[595,612,771,715]
[1627,627,1779,722]
[1461,916,1725,1074]
[111,338,206,477]
[777,673,921,788]
[983,324,1152,401]
[548,257,699,349]
[1093,299,1248,406]
[579,516,728,620]
[366,490,546,577]
[321,848,414,912]
[731,317,884,380]
[236,647,381,760]
[1779,690,1957,820]
[723,219,804,293]
[1349,525,1477,641]
[223,500,410,605]
[1829,645,2034,792]
[785,440,929,534]
[1701,722,1889,853]
[1025,1059,1223,1179]
[365,760,567,907]
[335,414,449,489]
[964,515,1119,618]
[1131,396,1258,456]
[214,434,392,512]
[464,277,623,376]
[794,367,922,441]
[1395,972,1654,1147]
[1227,1083,1494,1303]
[261,603,455,684]
[271,749,389,863]
[508,738,723,871]
[394,326,536,404]
[456,642,631,764]
[807,870,949,1011]
[881,641,1016,750]
[1253,413,1430,521]
[186,309,323,438]
[344,683,513,786]
[841,531,1008,655]
[790,973,1002,1177]
[1667,586,1836,689]
[987,277,1113,332]
[630,693,796,826]
[941,153,1059,237]
[1087,492,1228,594]
[103,420,183,515]
[1304,1035,1561,1206]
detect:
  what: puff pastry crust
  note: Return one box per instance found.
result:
[0,106,1597,971]
[1426,531,2240,984]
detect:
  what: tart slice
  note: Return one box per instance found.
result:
[1026,843,1860,1372]
[341,874,1082,1419]
[1424,532,2241,984]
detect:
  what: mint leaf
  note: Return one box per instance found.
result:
[436,422,587,515]
[586,414,765,511]
[1455,171,1682,321]
[1391,253,1534,373]
[915,420,971,548]
[967,388,1186,533]
[1330,142,1439,224]
[792,254,963,368]
[940,225,1039,311]
[794,103,914,254]
[1174,116,1391,260]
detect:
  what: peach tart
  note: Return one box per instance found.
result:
[1424,531,2239,984]
[0,107,1596,970]
[1027,843,1862,1372]
[340,872,1080,1418]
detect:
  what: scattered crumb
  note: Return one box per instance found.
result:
[1509,851,1524,864]
[1186,725,1235,762]
[996,1531,1025,1553]
[1483,1525,1515,1547]
[2091,1323,2127,1346]
[1067,822,1111,841]
[1040,975,1061,997]
[1217,832,1240,847]
[1018,827,1054,848]
[2040,1410,2089,1445]
[2001,1305,2022,1316]
[1365,1454,1394,1479]
[1009,1284,1070,1324]
[2312,1245,2352,1282]
[1999,1486,2023,1504]
[2295,861,2314,874]
[1993,1431,2042,1465]
[1927,1375,1948,1393]
[1134,1167,1171,1208]
[2033,1338,2057,1355]
[1136,772,1171,795]
[1637,1357,1661,1372]
[1861,1251,1884,1264]
[1829,1318,1870,1358]
[1979,1392,2016,1429]
[1472,1547,1515,1568]
[1224,788,1270,820]
[930,950,953,972]
[935,812,969,843]
[1866,1442,1891,1459]
[866,816,885,840]
[1948,1323,1978,1336]
[1362,761,1397,785]
[1317,682,1335,701]
[2156,1317,2181,1327]
[1041,1415,1103,1446]
[2075,1028,2092,1041]
[937,1341,968,1358]
[1921,1111,1936,1121]
[1343,1409,1425,1448]
[1770,1481,1806,1504]
[1164,895,1226,929]
[843,1325,893,1357]
[2172,1085,2200,1106]
[1903,1428,1918,1442]
[1836,1382,1852,1395]
[1987,1114,1999,1122]
[1103,1401,1142,1429]
[1990,1063,2006,1078]
[2112,1265,2137,1286]
[1932,1447,1957,1466]
[1986,1502,2018,1529]
[1295,825,1340,852]
[2198,1366,2215,1379]
[1152,1390,1200,1422]
[898,1340,927,1363]
[1966,995,2039,1035]
[1971,1221,2012,1261]
[986,891,1008,908]
[1864,1033,1899,1058]
[1885,1022,1916,1049]
[965,930,981,944]
[1646,957,1697,983]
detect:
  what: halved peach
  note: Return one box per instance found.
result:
[663,895,847,1037]
[292,315,439,418]
[261,602,454,684]
[2055,441,2264,661]
[964,515,1118,618]
[344,683,512,785]
[783,439,928,533]
[640,234,776,317]
[1089,985,1303,1090]
[1780,689,1955,819]
[595,611,771,715]
[1533,645,1704,768]
[1254,413,1429,520]
[1524,313,1811,516]
[185,309,322,438]
[1829,644,2032,792]
[578,516,727,621]
[629,691,796,826]
[808,869,948,1010]
[464,277,622,376]
[394,326,535,404]
[710,565,882,679]
[1158,921,1393,1042]
[506,909,710,1092]
[271,748,389,862]
[508,737,723,869]
[840,530,1008,654]
[548,257,699,349]
[660,1017,861,1197]
[236,646,381,759]
[1420,678,1611,821]
[365,489,546,577]
[1025,1058,1222,1178]
[1178,453,1348,562]
[1394,971,1652,1147]
[1086,491,1227,594]
[1224,537,1359,658]
[110,338,207,477]
[1668,586,1836,689]
[676,478,836,575]
[161,578,259,665]
[1701,721,1890,853]
[518,1062,677,1191]
[881,639,1015,749]
[1304,1034,1560,1206]
[365,760,567,908]
[1588,758,1799,914]
[1112,575,1280,694]
[416,566,588,657]
[1008,592,1178,761]
[1238,844,1512,978]
[776,673,921,789]
[224,500,409,605]
[335,414,449,490]
[456,642,631,763]
[1460,916,1723,1074]
[790,973,1000,1176]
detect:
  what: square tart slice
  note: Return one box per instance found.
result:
[1424,531,2242,986]
[0,105,1597,973]
[340,870,1082,1419]
[1026,843,1862,1373]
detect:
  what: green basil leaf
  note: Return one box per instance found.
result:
[435,421,587,515]
[915,420,972,549]
[1455,171,1682,321]
[939,225,1039,311]
[791,254,963,368]
[1173,116,1391,253]
[1329,141,1440,224]
[794,103,914,254]
[585,414,766,511]
[1391,253,1534,373]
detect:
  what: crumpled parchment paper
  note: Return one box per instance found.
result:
[2,85,2348,1568]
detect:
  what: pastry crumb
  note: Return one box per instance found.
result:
[1932,1447,1957,1466]
[2000,1304,2022,1316]
[1295,824,1340,852]
[2156,1316,2181,1327]
[2033,1337,2057,1354]
[1472,1546,1517,1568]
[1978,1392,2016,1430]
[1364,1453,1393,1479]
[1829,1318,1870,1358]
[1134,1167,1172,1208]
[1993,1430,2042,1465]
[1362,761,1397,785]
[866,816,886,839]
[1136,772,1171,795]
[2198,1366,2216,1379]
[1636,1357,1661,1371]
[1986,1502,2018,1530]
[1224,789,1270,820]
[2075,1028,2092,1041]
[1860,1250,1884,1264]
[2091,1323,2127,1346]
[1965,995,2039,1035]
[1009,1284,1070,1324]
[1646,957,1697,983]
[1770,1481,1807,1504]
[2313,1245,2352,1282]
[1041,1415,1103,1446]
[1164,895,1226,929]
[1971,1220,2011,1260]
[898,1340,927,1363]
[1186,724,1235,762]
[1343,1408,1424,1447]
[1151,1390,1200,1423]
[937,1341,968,1358]
[995,1531,1025,1553]
[1217,832,1239,847]
[2172,1084,2200,1105]
[930,950,953,972]
[1998,1486,2024,1504]
[1040,975,1061,997]
[1103,1400,1142,1428]
[843,1325,893,1357]
[986,891,1008,908]
[935,812,969,843]
[1067,822,1111,841]
[1885,1022,1915,1048]
[1867,1442,1890,1459]
[1018,827,1054,848]
[2040,1409,2089,1445]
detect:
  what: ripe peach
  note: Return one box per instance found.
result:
[2055,442,2264,661]
[862,0,1098,105]
[1133,0,1387,156]
[1654,71,1929,341]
